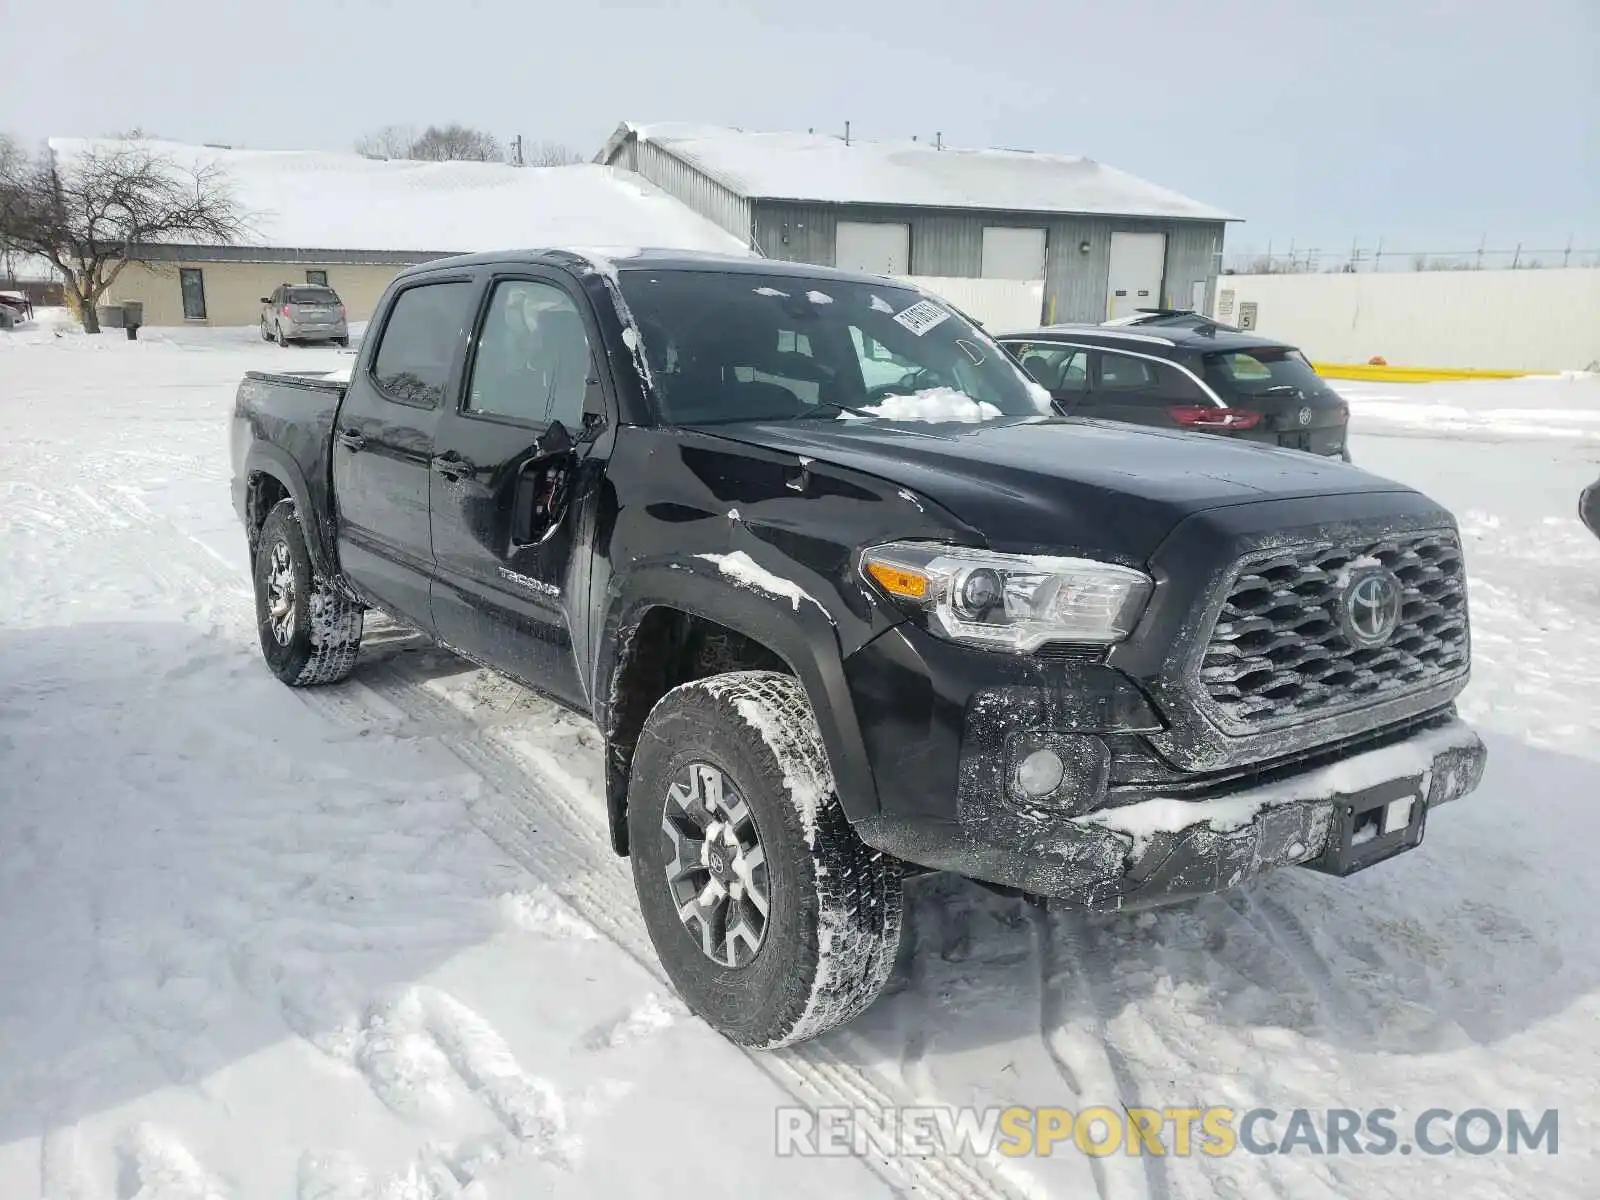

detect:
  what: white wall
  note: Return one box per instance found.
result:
[1213,269,1600,372]
[900,276,1045,331]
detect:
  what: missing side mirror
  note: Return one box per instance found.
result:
[510,422,577,546]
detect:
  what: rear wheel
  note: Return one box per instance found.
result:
[627,671,903,1048]
[260,320,273,342]
[253,500,363,686]
[275,324,288,347]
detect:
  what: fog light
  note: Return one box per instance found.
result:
[1016,748,1066,797]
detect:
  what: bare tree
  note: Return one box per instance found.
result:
[354,124,417,160]
[408,124,502,163]
[0,141,247,332]
[0,133,23,281]
[523,140,585,167]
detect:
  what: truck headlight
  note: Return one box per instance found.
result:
[860,541,1153,652]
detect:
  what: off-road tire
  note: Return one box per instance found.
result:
[628,670,904,1048]
[253,499,363,686]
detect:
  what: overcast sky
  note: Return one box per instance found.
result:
[3,0,1594,256]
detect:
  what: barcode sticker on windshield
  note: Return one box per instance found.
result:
[892,299,951,337]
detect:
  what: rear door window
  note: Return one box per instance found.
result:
[370,281,476,408]
[1094,351,1208,405]
[1092,351,1162,403]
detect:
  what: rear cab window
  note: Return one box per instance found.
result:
[370,280,476,407]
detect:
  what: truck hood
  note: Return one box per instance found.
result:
[701,415,1414,564]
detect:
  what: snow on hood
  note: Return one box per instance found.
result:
[849,387,1004,423]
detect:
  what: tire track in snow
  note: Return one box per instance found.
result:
[332,652,1020,1200]
[102,472,1014,1200]
[1233,889,1362,1039]
[1032,905,1153,1200]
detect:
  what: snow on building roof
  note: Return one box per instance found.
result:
[45,137,752,256]
[601,123,1238,222]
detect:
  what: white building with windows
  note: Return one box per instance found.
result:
[44,138,748,327]
[597,123,1240,327]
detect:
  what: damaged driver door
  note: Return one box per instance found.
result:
[427,272,610,708]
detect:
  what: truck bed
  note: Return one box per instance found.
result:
[231,370,350,571]
[241,367,350,393]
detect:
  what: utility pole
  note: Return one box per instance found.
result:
[512,134,523,167]
[844,120,851,146]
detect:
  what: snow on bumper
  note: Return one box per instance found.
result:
[1065,719,1486,910]
[857,718,1486,911]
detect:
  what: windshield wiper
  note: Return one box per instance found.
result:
[795,401,882,421]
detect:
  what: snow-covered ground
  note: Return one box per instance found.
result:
[1,323,1596,1199]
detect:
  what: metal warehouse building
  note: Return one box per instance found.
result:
[598,123,1239,327]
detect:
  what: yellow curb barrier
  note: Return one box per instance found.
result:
[1311,363,1530,383]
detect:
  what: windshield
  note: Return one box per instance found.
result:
[613,270,1051,425]
[1202,348,1323,395]
[286,287,339,305]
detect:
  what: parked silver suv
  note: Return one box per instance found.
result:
[260,284,348,346]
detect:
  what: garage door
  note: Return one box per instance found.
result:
[1106,232,1167,319]
[835,221,910,275]
[981,227,1047,280]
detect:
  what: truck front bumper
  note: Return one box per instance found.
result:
[856,718,1484,911]
[844,626,1486,911]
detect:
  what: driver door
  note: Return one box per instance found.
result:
[428,272,609,708]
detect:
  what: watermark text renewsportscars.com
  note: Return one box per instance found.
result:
[775,1105,1559,1158]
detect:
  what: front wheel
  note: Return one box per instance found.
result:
[253,499,364,686]
[628,671,904,1048]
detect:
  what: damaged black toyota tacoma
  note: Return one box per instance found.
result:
[231,249,1487,1048]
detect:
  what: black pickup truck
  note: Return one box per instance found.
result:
[232,249,1487,1048]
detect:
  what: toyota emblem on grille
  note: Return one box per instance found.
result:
[1340,567,1404,647]
[1297,406,1313,426]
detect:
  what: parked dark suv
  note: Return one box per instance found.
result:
[999,324,1350,459]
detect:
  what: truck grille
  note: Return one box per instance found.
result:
[1197,531,1468,728]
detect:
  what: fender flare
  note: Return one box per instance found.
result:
[242,443,338,579]
[595,556,885,854]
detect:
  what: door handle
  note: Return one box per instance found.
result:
[430,453,475,481]
[336,429,365,451]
